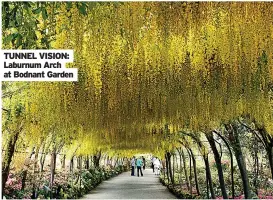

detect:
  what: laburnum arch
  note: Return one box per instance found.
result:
[2,2,273,199]
[22,2,273,153]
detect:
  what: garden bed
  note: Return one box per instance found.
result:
[159,177,199,199]
[4,165,129,199]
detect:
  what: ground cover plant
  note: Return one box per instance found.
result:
[2,2,273,199]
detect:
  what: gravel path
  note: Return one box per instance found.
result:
[82,168,176,199]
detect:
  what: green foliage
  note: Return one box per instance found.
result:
[4,165,128,199]
[55,166,126,199]
[77,3,88,16]
[2,2,273,199]
[160,177,198,199]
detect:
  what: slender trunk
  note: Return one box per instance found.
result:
[2,130,20,193]
[206,132,228,199]
[229,124,252,199]
[40,141,51,173]
[177,148,183,186]
[181,134,214,198]
[90,156,93,167]
[234,150,251,198]
[79,156,82,189]
[21,148,35,190]
[204,155,215,199]
[50,149,57,187]
[93,155,98,168]
[32,143,41,196]
[62,155,66,169]
[231,150,235,199]
[70,157,74,172]
[181,148,190,190]
[214,130,235,199]
[172,153,175,184]
[253,138,259,195]
[85,156,89,169]
[165,154,169,184]
[186,148,192,195]
[257,127,273,179]
[163,160,166,180]
[50,148,57,198]
[40,154,46,172]
[104,155,108,166]
[206,176,209,199]
[254,150,259,195]
[267,146,273,179]
[189,148,200,195]
[21,170,28,191]
[39,144,45,173]
[260,156,263,175]
[93,151,101,168]
[34,144,40,173]
[77,157,79,169]
[167,152,174,184]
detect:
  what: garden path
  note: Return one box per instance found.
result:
[82,168,176,199]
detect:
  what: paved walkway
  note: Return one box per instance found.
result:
[82,168,176,199]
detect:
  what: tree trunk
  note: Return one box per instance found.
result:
[181,148,190,190]
[39,141,51,173]
[206,176,209,199]
[243,124,273,180]
[204,155,215,199]
[2,130,20,193]
[254,143,259,195]
[214,130,235,199]
[62,155,66,169]
[176,148,183,186]
[165,153,170,184]
[206,132,228,199]
[104,155,107,166]
[163,158,166,180]
[70,157,74,172]
[178,149,182,185]
[40,153,46,172]
[172,153,175,184]
[186,148,192,195]
[77,156,81,169]
[79,156,82,189]
[234,150,251,198]
[34,144,40,173]
[166,152,174,184]
[21,148,35,190]
[93,151,101,168]
[228,123,252,199]
[85,156,90,169]
[189,148,200,195]
[50,148,57,195]
[268,147,273,179]
[32,143,41,196]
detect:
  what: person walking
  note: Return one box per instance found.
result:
[136,157,143,177]
[151,156,156,172]
[131,156,136,176]
[142,156,146,170]
[154,157,161,176]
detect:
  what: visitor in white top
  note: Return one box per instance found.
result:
[154,157,161,176]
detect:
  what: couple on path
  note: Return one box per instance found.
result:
[131,156,144,177]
